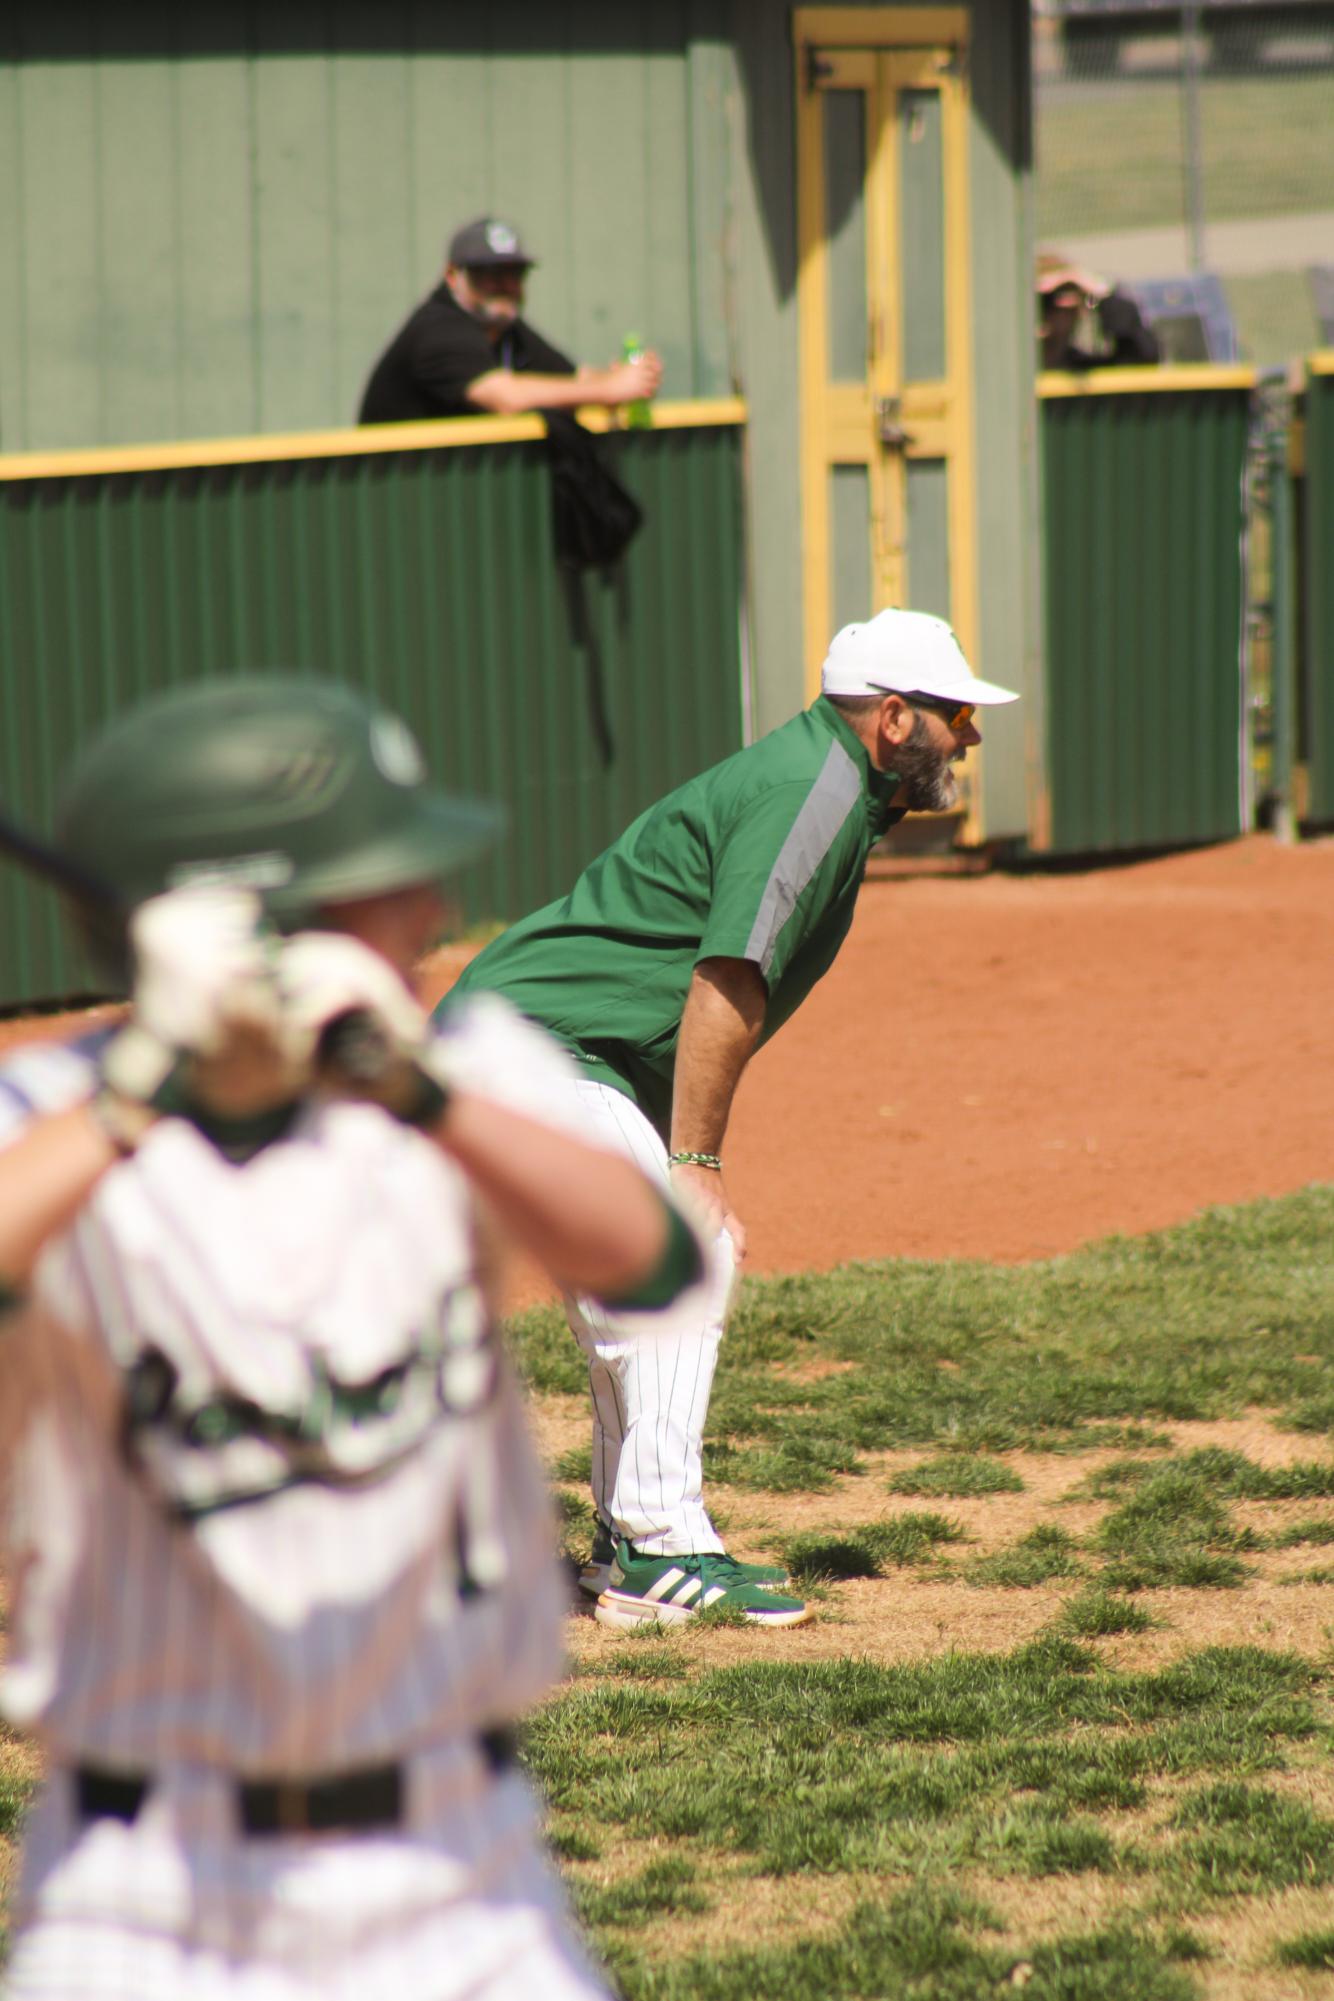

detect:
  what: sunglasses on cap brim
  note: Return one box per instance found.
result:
[868,686,977,732]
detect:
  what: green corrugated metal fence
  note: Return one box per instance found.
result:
[1038,369,1254,855]
[1302,360,1334,824]
[0,407,745,1009]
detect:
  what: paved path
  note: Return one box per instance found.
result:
[1057,208,1334,281]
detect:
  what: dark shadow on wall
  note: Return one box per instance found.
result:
[728,0,1032,315]
[11,0,1030,236]
[5,0,704,60]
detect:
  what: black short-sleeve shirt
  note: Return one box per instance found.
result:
[358,283,575,423]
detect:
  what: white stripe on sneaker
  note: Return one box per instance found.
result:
[672,1577,703,1605]
[700,1585,728,1608]
[643,1568,686,1604]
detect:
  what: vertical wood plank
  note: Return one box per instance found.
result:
[16,11,103,447]
[97,9,183,443]
[331,1,414,424]
[406,0,491,295]
[567,3,650,373]
[178,5,257,437]
[251,4,338,432]
[643,3,693,396]
[0,23,28,450]
[685,27,735,400]
[486,19,576,361]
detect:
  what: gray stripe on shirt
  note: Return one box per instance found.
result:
[743,740,863,978]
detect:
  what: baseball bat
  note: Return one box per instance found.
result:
[0,802,398,1087]
[0,801,133,983]
[0,802,124,918]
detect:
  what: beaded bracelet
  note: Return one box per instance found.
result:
[667,1151,723,1171]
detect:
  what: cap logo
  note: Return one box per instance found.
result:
[263,744,342,804]
[370,713,426,787]
[167,852,295,892]
[485,222,519,256]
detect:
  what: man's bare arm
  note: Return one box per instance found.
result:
[0,1104,124,1289]
[669,956,767,1256]
[465,351,662,417]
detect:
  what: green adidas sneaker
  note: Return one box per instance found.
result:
[595,1544,811,1630]
[578,1523,790,1602]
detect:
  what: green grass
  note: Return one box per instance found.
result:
[1077,1448,1334,1506]
[511,1191,1334,1994]
[781,1514,964,1584]
[1276,1927,1334,1971]
[1093,1469,1259,1591]
[529,1642,1320,1861]
[1037,72,1334,237]
[532,1641,1327,1994]
[967,1524,1084,1589]
[1271,1515,1334,1549]
[575,1855,710,1928]
[603,1894,1204,2001]
[889,1453,1026,1498]
[1222,271,1324,370]
[0,1765,31,1841]
[1057,1590,1155,1638]
[1169,1781,1334,1895]
[510,1191,1334,1477]
[551,1446,594,1485]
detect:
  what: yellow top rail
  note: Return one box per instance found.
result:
[0,397,748,485]
[1308,350,1334,378]
[1039,363,1257,398]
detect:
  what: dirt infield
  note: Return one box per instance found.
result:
[707,831,1334,1271]
[7,834,1331,1273]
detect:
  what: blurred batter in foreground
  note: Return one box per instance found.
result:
[0,675,710,2001]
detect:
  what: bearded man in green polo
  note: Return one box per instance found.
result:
[444,609,1018,1630]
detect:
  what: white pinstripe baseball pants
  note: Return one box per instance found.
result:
[6,1753,610,2001]
[563,1081,736,1557]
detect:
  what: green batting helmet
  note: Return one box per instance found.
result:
[56,674,503,983]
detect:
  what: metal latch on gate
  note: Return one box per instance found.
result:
[805,47,836,90]
[876,398,916,450]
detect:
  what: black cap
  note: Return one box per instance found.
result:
[446,217,535,270]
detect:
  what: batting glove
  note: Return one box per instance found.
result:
[100,886,283,1111]
[276,931,452,1126]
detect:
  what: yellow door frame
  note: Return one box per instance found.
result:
[793,8,979,811]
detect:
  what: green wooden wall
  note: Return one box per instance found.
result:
[0,2,733,452]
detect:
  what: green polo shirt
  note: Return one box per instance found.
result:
[445,698,906,1137]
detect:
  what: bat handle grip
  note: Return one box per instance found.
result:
[315,1009,396,1085]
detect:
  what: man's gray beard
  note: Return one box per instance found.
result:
[894,712,960,812]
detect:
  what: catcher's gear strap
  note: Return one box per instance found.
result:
[594,1195,703,1312]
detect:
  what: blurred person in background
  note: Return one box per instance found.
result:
[1038,251,1160,371]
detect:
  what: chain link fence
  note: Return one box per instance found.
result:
[1034,1,1334,365]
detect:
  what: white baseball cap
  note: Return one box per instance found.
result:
[820,609,1019,706]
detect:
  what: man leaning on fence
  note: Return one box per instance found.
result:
[358,217,662,425]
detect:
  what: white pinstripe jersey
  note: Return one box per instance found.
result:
[0,997,579,1777]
